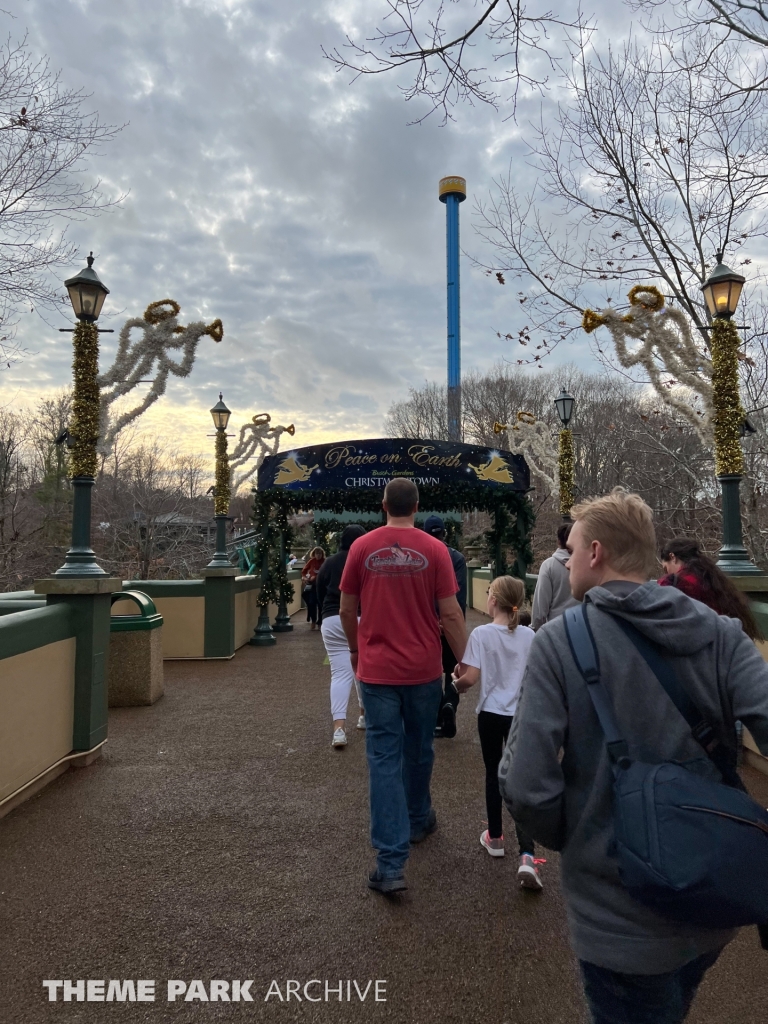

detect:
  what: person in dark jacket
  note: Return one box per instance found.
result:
[658,537,761,641]
[423,514,467,739]
[501,489,768,1024]
[317,524,367,748]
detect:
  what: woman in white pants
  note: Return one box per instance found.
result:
[316,524,366,748]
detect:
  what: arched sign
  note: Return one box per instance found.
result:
[257,438,529,492]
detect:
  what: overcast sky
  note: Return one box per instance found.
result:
[0,0,631,455]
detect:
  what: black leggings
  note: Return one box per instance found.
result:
[304,584,319,624]
[477,709,535,853]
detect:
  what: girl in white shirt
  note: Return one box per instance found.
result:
[454,575,543,890]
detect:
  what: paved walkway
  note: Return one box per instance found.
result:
[2,612,768,1023]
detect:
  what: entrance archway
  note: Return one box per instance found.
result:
[251,438,535,616]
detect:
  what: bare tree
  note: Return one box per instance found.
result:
[0,31,121,365]
[474,32,768,362]
[385,380,450,437]
[385,363,736,566]
[657,0,768,50]
[27,389,72,550]
[94,442,213,580]
[323,0,583,123]
[0,406,30,584]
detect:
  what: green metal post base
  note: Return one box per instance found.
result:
[273,605,293,632]
[717,474,765,577]
[250,606,276,646]
[55,476,108,578]
[206,515,232,570]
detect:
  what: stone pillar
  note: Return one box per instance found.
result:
[202,566,239,658]
[33,576,122,751]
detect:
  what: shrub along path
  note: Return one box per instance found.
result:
[1,611,768,1023]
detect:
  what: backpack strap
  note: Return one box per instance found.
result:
[563,605,630,767]
[608,615,718,754]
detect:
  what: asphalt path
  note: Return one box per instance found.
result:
[2,611,768,1023]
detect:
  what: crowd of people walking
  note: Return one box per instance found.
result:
[295,479,768,1024]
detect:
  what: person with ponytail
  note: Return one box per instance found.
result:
[453,575,544,890]
[658,538,761,641]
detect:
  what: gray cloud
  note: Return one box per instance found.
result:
[0,0,608,447]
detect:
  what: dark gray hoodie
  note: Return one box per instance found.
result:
[500,580,768,974]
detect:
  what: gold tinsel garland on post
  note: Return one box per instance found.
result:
[214,430,231,516]
[70,321,100,478]
[559,428,574,517]
[711,318,745,477]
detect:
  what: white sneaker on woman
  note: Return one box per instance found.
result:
[331,728,347,748]
[357,715,366,730]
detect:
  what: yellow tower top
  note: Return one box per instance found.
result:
[439,176,467,202]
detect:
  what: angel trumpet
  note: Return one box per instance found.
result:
[493,421,508,434]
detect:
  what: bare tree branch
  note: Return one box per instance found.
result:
[323,0,585,123]
[0,31,123,365]
[473,30,768,368]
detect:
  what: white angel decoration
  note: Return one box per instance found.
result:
[583,285,713,443]
[229,413,296,494]
[97,299,223,456]
[494,411,559,492]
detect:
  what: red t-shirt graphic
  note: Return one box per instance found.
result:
[340,525,459,685]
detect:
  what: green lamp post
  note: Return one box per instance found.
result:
[554,388,575,520]
[207,393,233,569]
[701,252,762,576]
[55,253,110,577]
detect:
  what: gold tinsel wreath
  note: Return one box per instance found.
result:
[144,299,181,324]
[628,284,665,311]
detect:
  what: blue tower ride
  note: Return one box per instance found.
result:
[439,175,467,441]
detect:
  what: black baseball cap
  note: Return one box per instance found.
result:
[423,515,445,536]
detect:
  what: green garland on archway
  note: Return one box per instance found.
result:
[483,492,535,581]
[252,492,295,609]
[253,483,535,581]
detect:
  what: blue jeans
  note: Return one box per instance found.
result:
[580,948,722,1024]
[360,679,443,876]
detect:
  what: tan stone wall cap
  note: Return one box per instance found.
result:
[731,576,768,592]
[34,577,123,595]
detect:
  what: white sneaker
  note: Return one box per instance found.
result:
[357,715,366,730]
[331,728,347,748]
[518,854,544,890]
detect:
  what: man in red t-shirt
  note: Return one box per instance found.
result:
[340,478,466,894]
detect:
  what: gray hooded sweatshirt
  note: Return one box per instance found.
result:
[500,580,768,974]
[531,548,578,630]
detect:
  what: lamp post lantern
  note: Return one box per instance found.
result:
[555,389,575,520]
[702,252,762,575]
[206,393,234,569]
[55,253,110,577]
